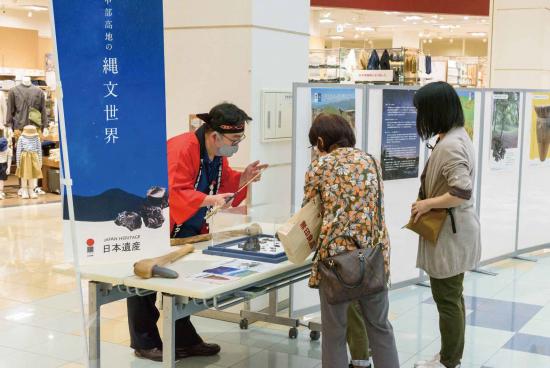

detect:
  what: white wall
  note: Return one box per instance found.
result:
[490,0,550,88]
[0,8,51,37]
[163,0,309,215]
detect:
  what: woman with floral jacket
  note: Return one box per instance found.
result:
[303,113,399,368]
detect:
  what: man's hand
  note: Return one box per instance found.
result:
[240,161,268,187]
[203,193,234,208]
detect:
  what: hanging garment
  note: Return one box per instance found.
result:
[418,52,426,75]
[359,50,369,70]
[0,92,7,130]
[426,55,432,75]
[380,49,391,70]
[343,49,358,74]
[367,50,380,70]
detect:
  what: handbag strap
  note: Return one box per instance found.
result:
[312,152,383,261]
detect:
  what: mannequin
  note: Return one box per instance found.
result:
[21,76,32,87]
[15,125,42,199]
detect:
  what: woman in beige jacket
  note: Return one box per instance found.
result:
[411,82,481,368]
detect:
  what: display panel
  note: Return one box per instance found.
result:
[380,89,420,181]
[367,88,424,284]
[478,91,523,261]
[518,92,550,250]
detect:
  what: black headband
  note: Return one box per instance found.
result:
[196,113,246,134]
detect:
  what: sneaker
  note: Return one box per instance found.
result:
[21,189,29,199]
[34,187,46,195]
[414,354,440,367]
[30,190,38,199]
[350,358,372,367]
[0,192,5,200]
[17,188,23,197]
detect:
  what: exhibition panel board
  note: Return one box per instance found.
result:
[479,91,524,261]
[290,84,366,317]
[365,86,426,285]
[290,83,550,318]
[518,92,550,250]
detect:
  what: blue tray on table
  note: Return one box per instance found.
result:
[202,234,288,264]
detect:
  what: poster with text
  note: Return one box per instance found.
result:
[529,92,550,163]
[53,0,171,264]
[490,92,520,170]
[311,88,356,161]
[381,89,420,180]
[458,90,476,140]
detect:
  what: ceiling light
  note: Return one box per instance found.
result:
[438,24,460,29]
[450,38,454,43]
[355,26,375,32]
[423,39,427,44]
[438,36,443,40]
[432,15,439,19]
[418,32,424,37]
[354,34,359,39]
[336,24,344,33]
[329,35,344,40]
[413,22,418,25]
[322,12,331,18]
[483,38,488,43]
[27,11,32,17]
[464,16,470,20]
[384,11,401,15]
[22,5,48,12]
[320,18,335,24]
[429,39,433,43]
[481,19,487,23]
[404,16,423,21]
[469,32,487,37]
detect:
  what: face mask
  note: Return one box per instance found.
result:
[215,133,239,157]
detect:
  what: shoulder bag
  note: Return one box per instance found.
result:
[317,154,387,305]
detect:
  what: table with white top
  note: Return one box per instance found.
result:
[76,247,313,368]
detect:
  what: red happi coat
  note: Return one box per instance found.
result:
[167,132,246,232]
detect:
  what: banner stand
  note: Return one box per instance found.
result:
[49,1,90,366]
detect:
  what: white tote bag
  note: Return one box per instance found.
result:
[277,195,322,264]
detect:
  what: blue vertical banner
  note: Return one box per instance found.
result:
[52,0,171,264]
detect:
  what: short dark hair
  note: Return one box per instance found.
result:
[308,113,356,152]
[207,103,251,132]
[413,81,464,140]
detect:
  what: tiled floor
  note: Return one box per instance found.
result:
[2,202,550,367]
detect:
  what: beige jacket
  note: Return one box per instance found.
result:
[416,127,481,279]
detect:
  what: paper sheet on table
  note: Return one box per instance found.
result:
[188,259,278,284]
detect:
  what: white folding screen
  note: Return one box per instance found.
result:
[478,91,524,261]
[289,83,550,319]
[290,84,366,317]
[518,92,550,250]
[365,87,425,285]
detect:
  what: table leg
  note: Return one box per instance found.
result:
[162,293,176,368]
[89,281,101,368]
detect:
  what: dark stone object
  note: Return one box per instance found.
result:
[146,186,168,209]
[114,211,142,231]
[141,205,165,229]
[243,236,261,252]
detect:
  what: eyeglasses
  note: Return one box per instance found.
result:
[220,133,246,146]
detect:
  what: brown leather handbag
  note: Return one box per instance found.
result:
[316,154,387,305]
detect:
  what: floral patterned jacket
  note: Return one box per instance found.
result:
[302,147,391,288]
